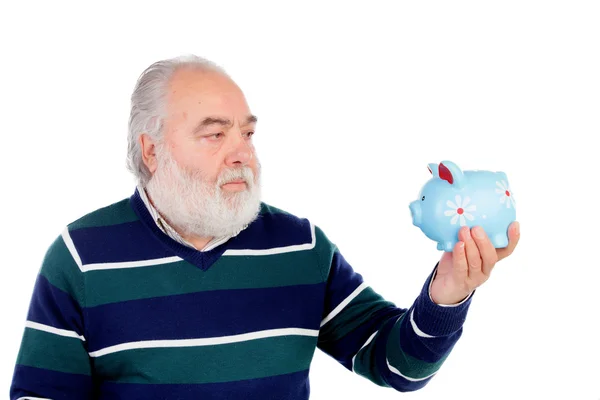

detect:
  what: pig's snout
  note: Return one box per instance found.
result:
[409,200,422,226]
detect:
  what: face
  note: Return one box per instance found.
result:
[141,67,262,238]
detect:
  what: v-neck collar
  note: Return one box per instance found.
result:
[129,188,233,271]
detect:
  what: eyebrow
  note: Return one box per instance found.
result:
[193,115,257,133]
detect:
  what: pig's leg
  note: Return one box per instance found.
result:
[437,241,455,252]
[492,233,509,248]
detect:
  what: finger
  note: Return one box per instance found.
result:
[471,226,498,276]
[436,251,454,277]
[452,240,468,281]
[497,221,520,260]
[460,226,484,280]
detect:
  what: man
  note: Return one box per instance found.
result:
[10,54,520,399]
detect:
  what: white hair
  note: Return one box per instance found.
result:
[126,54,229,186]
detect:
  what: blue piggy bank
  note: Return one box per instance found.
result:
[409,160,516,252]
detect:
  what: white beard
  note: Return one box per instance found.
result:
[145,143,262,239]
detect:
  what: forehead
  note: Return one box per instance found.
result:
[166,68,250,119]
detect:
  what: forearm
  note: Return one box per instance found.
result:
[354,267,473,391]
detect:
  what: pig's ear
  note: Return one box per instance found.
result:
[427,163,439,178]
[438,160,465,188]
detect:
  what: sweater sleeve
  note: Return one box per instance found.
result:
[314,225,473,392]
[10,228,94,399]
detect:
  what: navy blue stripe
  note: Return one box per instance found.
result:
[127,190,316,272]
[399,306,463,363]
[228,212,313,250]
[84,283,326,352]
[27,274,84,336]
[97,369,310,400]
[322,251,365,316]
[70,220,173,264]
[10,365,93,400]
[318,306,403,370]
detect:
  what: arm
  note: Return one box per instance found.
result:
[315,226,472,392]
[10,228,94,399]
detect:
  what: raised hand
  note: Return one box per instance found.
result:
[430,221,520,305]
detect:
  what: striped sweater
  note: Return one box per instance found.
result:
[10,188,473,399]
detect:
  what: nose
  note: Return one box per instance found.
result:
[409,201,422,226]
[225,132,253,167]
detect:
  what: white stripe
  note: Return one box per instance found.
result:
[320,282,368,327]
[16,397,53,400]
[386,359,437,382]
[25,321,85,341]
[88,327,319,358]
[410,309,435,338]
[351,330,378,371]
[69,223,315,271]
[223,223,316,256]
[81,256,182,272]
[61,227,83,271]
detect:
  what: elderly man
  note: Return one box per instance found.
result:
[10,55,519,399]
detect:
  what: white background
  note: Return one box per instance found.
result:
[1,1,599,399]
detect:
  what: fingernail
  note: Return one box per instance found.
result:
[463,227,472,240]
[515,222,520,236]
[472,226,484,239]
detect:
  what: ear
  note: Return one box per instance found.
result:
[438,160,465,188]
[427,163,439,178]
[139,133,158,175]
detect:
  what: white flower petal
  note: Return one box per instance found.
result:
[462,196,471,207]
[464,212,474,221]
[495,188,504,194]
[496,181,505,190]
[444,210,456,216]
[465,205,476,212]
[459,215,466,226]
[447,200,458,209]
[500,196,506,204]
[451,214,459,225]
[455,195,462,208]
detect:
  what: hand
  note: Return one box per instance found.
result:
[430,221,520,305]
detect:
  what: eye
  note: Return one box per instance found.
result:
[421,196,425,201]
[244,131,255,138]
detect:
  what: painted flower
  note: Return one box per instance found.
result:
[444,195,476,226]
[496,180,516,208]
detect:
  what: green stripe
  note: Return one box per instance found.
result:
[352,328,389,387]
[68,198,139,230]
[259,202,292,215]
[39,235,85,308]
[94,335,317,384]
[16,328,92,376]
[319,287,396,342]
[85,251,324,307]
[314,225,337,281]
[385,314,449,379]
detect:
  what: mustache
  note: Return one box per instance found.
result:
[217,167,255,186]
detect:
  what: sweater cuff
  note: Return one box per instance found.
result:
[412,263,474,337]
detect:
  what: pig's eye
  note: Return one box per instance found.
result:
[421,196,425,201]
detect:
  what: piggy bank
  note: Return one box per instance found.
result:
[409,160,516,252]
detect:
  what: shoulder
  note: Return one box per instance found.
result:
[256,201,337,256]
[65,196,139,232]
[41,195,136,280]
